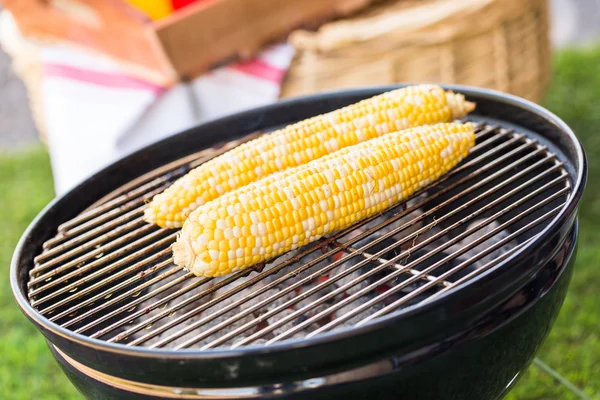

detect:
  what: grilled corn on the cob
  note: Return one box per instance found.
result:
[145,85,475,228]
[173,122,476,277]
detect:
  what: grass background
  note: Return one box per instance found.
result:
[1,46,599,399]
[0,149,79,399]
[505,45,600,400]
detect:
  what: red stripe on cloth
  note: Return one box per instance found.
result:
[231,59,286,83]
[43,63,165,95]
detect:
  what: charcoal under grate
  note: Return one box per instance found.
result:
[25,122,571,350]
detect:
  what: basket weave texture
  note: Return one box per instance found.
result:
[281,0,551,103]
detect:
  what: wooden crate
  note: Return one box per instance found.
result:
[3,0,372,85]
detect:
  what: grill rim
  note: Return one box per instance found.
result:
[10,84,586,364]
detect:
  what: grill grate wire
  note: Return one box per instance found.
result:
[26,122,571,349]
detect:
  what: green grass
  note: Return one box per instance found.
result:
[1,46,600,399]
[506,45,600,400]
[0,149,79,399]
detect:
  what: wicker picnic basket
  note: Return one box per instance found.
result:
[281,0,551,102]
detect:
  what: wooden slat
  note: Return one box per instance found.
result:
[154,0,372,79]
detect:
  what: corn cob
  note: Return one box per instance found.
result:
[173,122,476,277]
[198,124,443,200]
[145,85,475,228]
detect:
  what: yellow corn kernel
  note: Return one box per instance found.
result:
[145,85,475,228]
[173,122,475,277]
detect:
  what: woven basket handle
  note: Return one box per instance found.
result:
[290,0,497,52]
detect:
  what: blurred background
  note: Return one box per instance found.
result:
[0,0,598,398]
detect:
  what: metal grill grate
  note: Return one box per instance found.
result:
[26,122,571,350]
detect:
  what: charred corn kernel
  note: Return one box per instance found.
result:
[173,122,475,277]
[145,85,475,228]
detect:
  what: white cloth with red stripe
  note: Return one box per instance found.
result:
[39,43,294,195]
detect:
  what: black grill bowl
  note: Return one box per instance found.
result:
[11,85,586,400]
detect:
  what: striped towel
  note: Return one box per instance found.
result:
[39,43,295,195]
